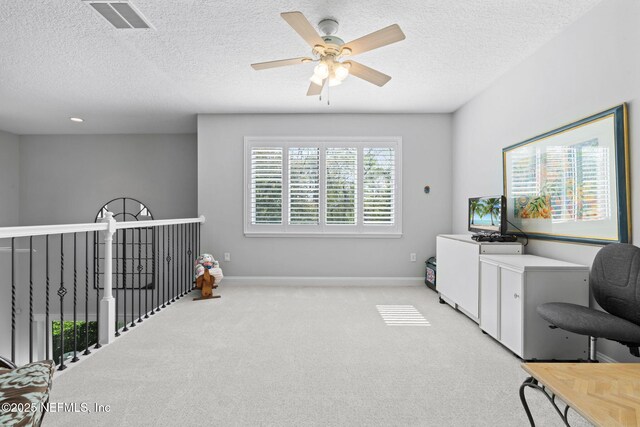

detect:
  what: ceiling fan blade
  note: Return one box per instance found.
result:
[251,57,312,70]
[307,79,326,96]
[281,11,326,49]
[342,24,406,56]
[346,61,391,87]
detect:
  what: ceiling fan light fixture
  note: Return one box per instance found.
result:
[314,62,329,79]
[328,76,342,87]
[340,47,352,56]
[334,63,349,80]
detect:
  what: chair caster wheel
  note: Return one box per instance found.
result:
[438,297,445,304]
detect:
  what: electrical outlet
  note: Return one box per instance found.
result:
[224,252,231,262]
[410,253,417,262]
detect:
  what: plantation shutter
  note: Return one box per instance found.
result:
[288,147,320,224]
[363,147,395,224]
[325,147,357,224]
[250,147,283,224]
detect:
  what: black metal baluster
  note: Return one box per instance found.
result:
[29,236,33,363]
[130,228,136,327]
[192,222,196,290]
[172,225,176,302]
[11,237,16,363]
[137,228,142,323]
[115,229,121,336]
[182,224,185,295]
[72,233,79,363]
[128,228,134,327]
[167,226,172,305]
[58,234,67,371]
[162,226,167,308]
[183,224,186,296]
[122,200,127,333]
[94,231,102,349]
[176,224,182,299]
[173,225,176,303]
[187,223,192,292]
[177,224,180,300]
[84,232,91,356]
[123,229,129,332]
[46,236,51,359]
[145,227,150,318]
[193,222,196,290]
[177,225,181,298]
[197,222,201,259]
[151,227,156,314]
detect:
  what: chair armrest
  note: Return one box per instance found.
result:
[0,355,17,369]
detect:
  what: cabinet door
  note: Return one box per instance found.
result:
[499,269,523,356]
[480,262,499,339]
[436,237,480,319]
[436,237,461,302]
[455,242,481,318]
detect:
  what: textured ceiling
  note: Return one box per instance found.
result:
[0,0,601,134]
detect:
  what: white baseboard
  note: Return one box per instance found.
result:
[596,351,618,363]
[222,276,425,287]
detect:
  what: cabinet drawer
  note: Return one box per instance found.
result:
[480,245,522,255]
[499,269,523,356]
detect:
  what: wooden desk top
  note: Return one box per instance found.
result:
[522,363,640,427]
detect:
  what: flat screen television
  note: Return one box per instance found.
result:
[468,195,507,235]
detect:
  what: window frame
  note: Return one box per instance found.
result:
[244,136,402,238]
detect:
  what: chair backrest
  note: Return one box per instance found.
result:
[591,243,640,325]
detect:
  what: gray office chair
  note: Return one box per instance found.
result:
[537,243,640,361]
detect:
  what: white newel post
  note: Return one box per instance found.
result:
[99,212,117,345]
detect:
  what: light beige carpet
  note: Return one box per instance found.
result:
[45,285,590,426]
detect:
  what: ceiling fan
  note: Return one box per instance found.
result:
[251,11,406,97]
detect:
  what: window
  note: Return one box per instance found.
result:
[245,137,402,237]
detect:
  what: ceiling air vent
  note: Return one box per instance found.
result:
[84,1,151,29]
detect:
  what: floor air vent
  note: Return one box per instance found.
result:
[85,1,151,29]
[376,305,431,326]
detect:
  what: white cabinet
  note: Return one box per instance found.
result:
[479,255,589,360]
[436,235,522,322]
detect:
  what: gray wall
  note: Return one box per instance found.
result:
[19,134,198,225]
[0,130,20,226]
[1,133,198,363]
[451,0,640,361]
[0,129,20,358]
[198,114,452,278]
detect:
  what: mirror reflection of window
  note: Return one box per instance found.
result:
[508,141,611,224]
[579,146,610,221]
[546,146,577,223]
